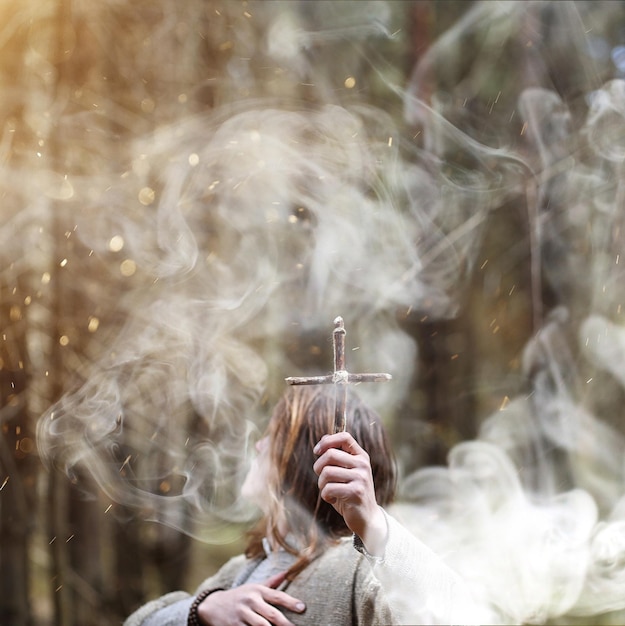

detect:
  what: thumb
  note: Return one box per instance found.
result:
[264,570,288,589]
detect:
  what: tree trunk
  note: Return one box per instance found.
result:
[0,295,36,625]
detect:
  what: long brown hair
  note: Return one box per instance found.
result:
[245,385,396,578]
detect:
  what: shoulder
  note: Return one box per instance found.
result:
[194,553,249,594]
[123,554,250,626]
[284,539,395,625]
[317,537,365,569]
[293,538,377,590]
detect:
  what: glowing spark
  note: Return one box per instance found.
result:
[119,455,132,473]
[0,476,9,490]
[65,534,75,543]
[49,536,57,544]
[480,259,489,269]
[104,504,112,514]
[59,335,69,346]
[87,317,100,332]
[521,122,528,135]
[586,378,593,384]
[59,258,68,267]
[344,76,356,89]
[499,396,510,410]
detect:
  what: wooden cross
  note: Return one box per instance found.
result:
[285,316,392,432]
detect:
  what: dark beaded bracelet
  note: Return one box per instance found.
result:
[187,588,224,626]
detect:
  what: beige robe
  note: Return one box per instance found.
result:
[124,537,395,626]
[124,511,484,625]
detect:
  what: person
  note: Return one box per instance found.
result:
[124,385,475,626]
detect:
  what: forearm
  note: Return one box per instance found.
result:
[143,597,194,626]
[123,592,192,626]
[352,504,388,558]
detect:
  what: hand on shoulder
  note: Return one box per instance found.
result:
[195,570,305,626]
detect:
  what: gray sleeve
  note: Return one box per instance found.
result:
[141,597,194,626]
[123,592,192,626]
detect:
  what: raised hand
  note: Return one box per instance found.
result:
[313,432,388,557]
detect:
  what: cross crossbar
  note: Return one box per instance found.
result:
[285,317,392,432]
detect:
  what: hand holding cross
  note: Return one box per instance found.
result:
[285,317,392,432]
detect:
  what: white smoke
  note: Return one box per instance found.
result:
[20,0,625,622]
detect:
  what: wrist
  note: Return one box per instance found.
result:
[358,506,388,557]
[187,588,224,626]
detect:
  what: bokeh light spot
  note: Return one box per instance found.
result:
[109,235,124,252]
[120,259,137,277]
[138,187,156,206]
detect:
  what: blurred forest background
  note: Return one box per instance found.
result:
[3,1,625,624]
